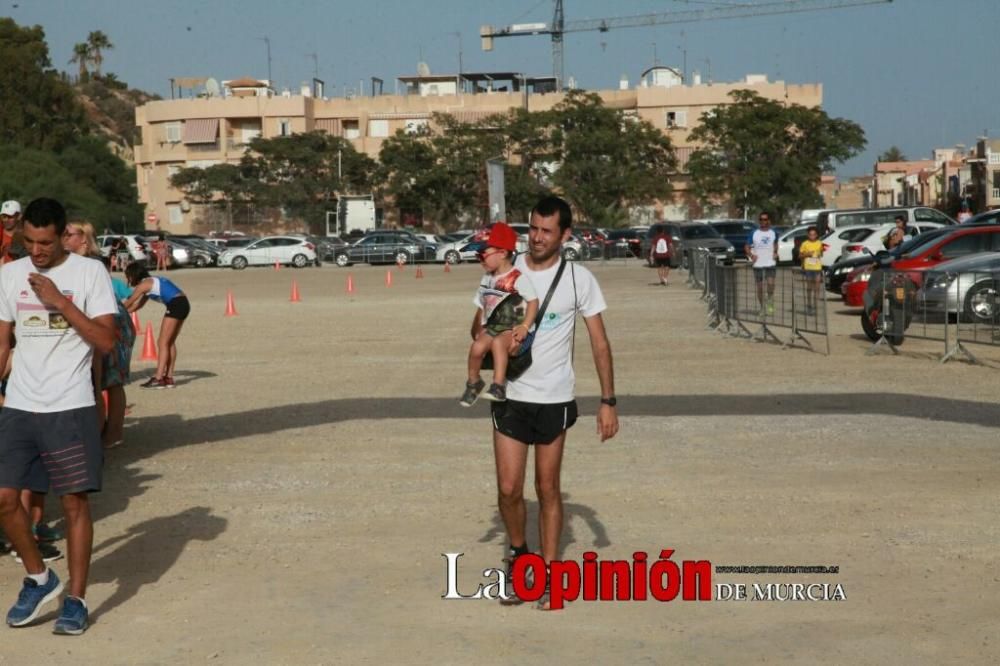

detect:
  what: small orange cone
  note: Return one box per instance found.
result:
[290,280,301,302]
[224,290,238,317]
[130,311,140,332]
[140,323,157,361]
[346,274,355,294]
[385,270,393,287]
[274,260,281,271]
[415,266,424,279]
[444,262,451,273]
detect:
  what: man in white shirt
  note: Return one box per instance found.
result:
[744,212,779,314]
[470,196,619,610]
[0,198,117,635]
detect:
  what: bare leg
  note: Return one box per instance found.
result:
[491,331,514,385]
[0,489,43,575]
[104,385,126,446]
[165,318,184,378]
[20,489,45,528]
[493,430,529,549]
[60,493,93,599]
[155,316,180,379]
[467,332,494,383]
[534,432,566,564]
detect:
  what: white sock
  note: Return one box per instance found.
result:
[28,568,49,586]
[68,596,87,609]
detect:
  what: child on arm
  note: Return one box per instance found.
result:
[461,222,538,406]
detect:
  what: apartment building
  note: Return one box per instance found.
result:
[134,71,822,233]
[971,138,1000,212]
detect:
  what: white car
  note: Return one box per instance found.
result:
[217,235,318,269]
[97,234,149,263]
[436,233,478,264]
[776,224,814,264]
[837,222,947,264]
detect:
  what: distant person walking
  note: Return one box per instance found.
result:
[745,212,779,315]
[123,264,190,389]
[798,226,824,315]
[649,227,673,286]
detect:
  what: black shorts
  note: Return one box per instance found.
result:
[653,257,671,267]
[165,295,191,320]
[0,406,103,495]
[754,267,777,282]
[490,399,578,445]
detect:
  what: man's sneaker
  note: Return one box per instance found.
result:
[766,300,775,315]
[52,597,88,636]
[162,376,176,389]
[500,551,534,606]
[13,541,64,564]
[482,383,506,402]
[6,570,63,627]
[459,379,485,407]
[33,524,63,543]
[140,377,167,390]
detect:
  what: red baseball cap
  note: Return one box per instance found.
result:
[485,222,517,252]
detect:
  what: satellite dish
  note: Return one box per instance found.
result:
[417,61,431,77]
[205,77,220,97]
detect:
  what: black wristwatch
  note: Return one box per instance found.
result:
[600,396,617,407]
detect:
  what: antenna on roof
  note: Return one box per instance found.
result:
[417,61,431,77]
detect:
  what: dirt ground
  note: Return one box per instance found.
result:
[0,259,996,665]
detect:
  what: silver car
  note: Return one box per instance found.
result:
[919,252,1000,323]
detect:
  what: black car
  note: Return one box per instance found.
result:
[709,220,756,259]
[825,227,953,294]
[333,230,437,266]
[603,229,643,259]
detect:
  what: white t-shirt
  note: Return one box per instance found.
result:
[473,267,539,326]
[504,256,606,404]
[749,229,777,268]
[0,253,117,412]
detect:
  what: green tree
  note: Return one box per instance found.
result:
[86,30,113,77]
[376,125,441,224]
[0,18,87,151]
[547,90,676,227]
[171,163,258,231]
[687,90,865,222]
[69,42,90,81]
[878,145,907,162]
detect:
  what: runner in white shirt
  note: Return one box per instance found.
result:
[469,196,619,610]
[0,198,117,635]
[744,211,779,314]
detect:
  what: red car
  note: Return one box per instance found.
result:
[842,225,1000,307]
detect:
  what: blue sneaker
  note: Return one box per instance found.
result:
[52,597,88,636]
[6,570,63,627]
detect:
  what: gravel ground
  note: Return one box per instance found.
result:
[0,259,996,665]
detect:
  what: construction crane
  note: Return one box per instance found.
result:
[481,0,892,90]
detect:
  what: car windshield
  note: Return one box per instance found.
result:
[900,229,953,258]
[682,225,722,239]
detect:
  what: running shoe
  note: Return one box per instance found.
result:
[12,541,64,564]
[459,379,485,407]
[33,523,63,543]
[500,551,534,606]
[482,383,506,402]
[6,570,63,627]
[162,376,176,389]
[140,377,167,390]
[766,299,775,315]
[52,597,88,636]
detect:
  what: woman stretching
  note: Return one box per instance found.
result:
[123,263,191,389]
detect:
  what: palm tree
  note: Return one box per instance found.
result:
[878,146,907,162]
[69,42,91,81]
[86,30,113,77]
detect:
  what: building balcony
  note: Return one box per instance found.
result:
[992,188,1000,200]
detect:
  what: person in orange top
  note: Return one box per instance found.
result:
[0,200,26,264]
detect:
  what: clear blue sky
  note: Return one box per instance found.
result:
[9,0,999,176]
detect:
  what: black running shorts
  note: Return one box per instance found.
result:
[0,406,103,495]
[165,295,191,320]
[490,399,578,445]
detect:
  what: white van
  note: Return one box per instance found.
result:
[815,206,955,235]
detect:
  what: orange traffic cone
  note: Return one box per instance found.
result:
[140,323,157,361]
[290,280,301,302]
[444,262,451,273]
[130,311,141,332]
[346,274,355,294]
[274,260,281,271]
[224,290,238,317]
[415,266,424,279]
[385,270,393,287]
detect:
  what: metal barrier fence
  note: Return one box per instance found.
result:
[690,249,830,355]
[864,268,1000,363]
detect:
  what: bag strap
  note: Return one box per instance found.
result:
[534,258,566,325]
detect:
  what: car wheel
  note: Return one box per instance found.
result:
[963,280,999,323]
[394,250,411,265]
[445,250,460,265]
[861,292,907,345]
[194,255,208,268]
[562,247,579,261]
[232,256,248,270]
[335,253,351,267]
[681,252,690,270]
[292,253,309,268]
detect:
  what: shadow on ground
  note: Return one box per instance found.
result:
[479,494,611,560]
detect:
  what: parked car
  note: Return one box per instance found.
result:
[919,252,1000,323]
[575,227,608,258]
[676,223,735,268]
[604,228,643,259]
[775,224,814,265]
[168,235,219,267]
[562,233,589,261]
[709,220,756,259]
[640,222,684,267]
[436,233,478,264]
[224,237,258,249]
[815,206,955,235]
[217,235,318,269]
[826,227,953,295]
[333,230,437,267]
[97,234,150,264]
[313,235,348,262]
[836,222,946,265]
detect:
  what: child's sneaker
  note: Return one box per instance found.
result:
[482,383,506,402]
[459,379,486,407]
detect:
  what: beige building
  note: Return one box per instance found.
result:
[971,138,1000,212]
[134,72,822,233]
